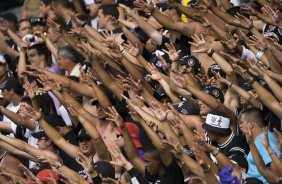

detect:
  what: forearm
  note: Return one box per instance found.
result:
[122,26,143,54]
[179,152,204,178]
[252,81,282,119]
[17,50,27,79]
[212,52,233,75]
[263,74,282,102]
[265,49,282,73]
[90,83,112,109]
[0,107,36,130]
[266,70,282,84]
[229,83,260,108]
[267,147,282,176]
[270,45,282,65]
[7,29,22,46]
[84,24,103,42]
[176,4,199,18]
[249,142,279,182]
[157,78,180,103]
[210,6,250,29]
[132,14,162,45]
[45,38,58,59]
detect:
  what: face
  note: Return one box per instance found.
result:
[198,100,212,116]
[18,102,33,119]
[209,76,225,90]
[79,138,95,156]
[32,24,45,35]
[27,48,42,67]
[57,55,68,70]
[2,89,13,101]
[0,64,7,78]
[144,152,160,175]
[36,137,49,150]
[0,154,23,177]
[97,10,107,29]
[238,114,251,135]
[18,21,32,38]
[96,104,107,119]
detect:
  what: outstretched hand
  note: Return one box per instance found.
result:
[105,106,125,128]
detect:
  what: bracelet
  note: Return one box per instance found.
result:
[228,82,233,88]
[207,48,214,57]
[255,50,264,60]
[212,148,219,157]
[54,161,63,169]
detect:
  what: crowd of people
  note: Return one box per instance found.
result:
[0,0,281,183]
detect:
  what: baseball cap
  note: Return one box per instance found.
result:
[76,128,91,140]
[0,55,6,65]
[117,122,142,148]
[202,110,231,135]
[179,55,201,74]
[172,100,199,115]
[44,114,66,127]
[207,64,226,78]
[93,160,115,179]
[4,77,23,95]
[203,86,224,103]
[32,130,48,139]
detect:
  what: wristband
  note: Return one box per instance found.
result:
[54,161,63,169]
[207,49,214,57]
[255,50,264,60]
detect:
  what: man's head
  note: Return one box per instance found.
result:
[2,77,23,101]
[144,145,162,175]
[30,17,46,34]
[179,55,201,75]
[77,129,95,156]
[239,107,265,138]
[2,13,18,33]
[57,46,78,70]
[27,43,50,67]
[97,5,119,29]
[207,64,226,90]
[32,131,53,150]
[203,110,231,141]
[17,19,32,38]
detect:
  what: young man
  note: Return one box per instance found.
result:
[239,107,281,184]
[202,110,249,171]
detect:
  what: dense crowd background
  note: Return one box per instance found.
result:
[0,0,281,183]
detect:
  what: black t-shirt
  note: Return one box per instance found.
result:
[145,158,184,184]
[59,129,81,172]
[218,132,249,170]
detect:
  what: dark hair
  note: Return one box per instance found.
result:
[239,107,266,127]
[28,43,52,66]
[100,4,119,19]
[144,144,160,161]
[2,13,18,25]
